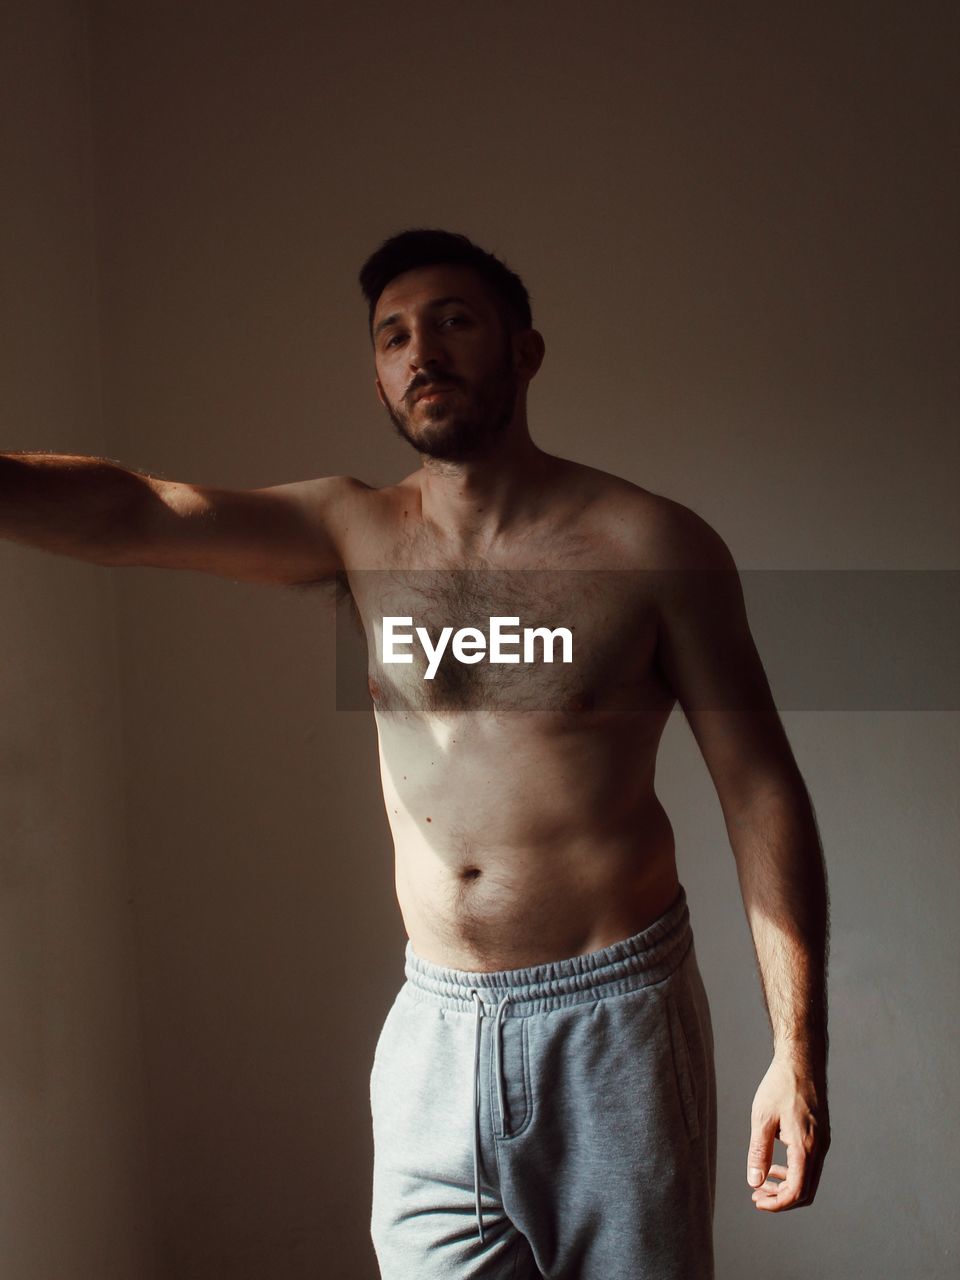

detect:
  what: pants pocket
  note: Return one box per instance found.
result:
[666,989,701,1142]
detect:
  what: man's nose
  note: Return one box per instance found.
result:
[407,328,446,372]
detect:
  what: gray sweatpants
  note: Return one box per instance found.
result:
[369,883,717,1279]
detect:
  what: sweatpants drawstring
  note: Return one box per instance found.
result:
[469,989,511,1244]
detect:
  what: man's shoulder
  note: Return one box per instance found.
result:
[296,472,423,569]
[569,465,735,573]
[294,472,413,517]
[335,470,420,504]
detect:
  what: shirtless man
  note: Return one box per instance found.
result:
[1,228,830,1278]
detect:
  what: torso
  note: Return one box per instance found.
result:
[340,458,685,971]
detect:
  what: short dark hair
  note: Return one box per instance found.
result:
[358,228,533,339]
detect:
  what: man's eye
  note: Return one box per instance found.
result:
[385,333,405,348]
[441,315,466,327]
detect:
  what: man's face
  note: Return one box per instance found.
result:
[371,265,523,462]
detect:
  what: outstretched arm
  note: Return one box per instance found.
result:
[651,500,831,1213]
[1,451,365,585]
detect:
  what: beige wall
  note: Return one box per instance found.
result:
[4,0,957,1275]
[0,1,154,1275]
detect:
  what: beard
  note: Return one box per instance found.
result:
[383,346,519,462]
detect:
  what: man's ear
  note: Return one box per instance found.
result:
[513,329,546,381]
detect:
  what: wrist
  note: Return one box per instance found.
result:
[772,1038,827,1077]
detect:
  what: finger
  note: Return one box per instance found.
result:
[803,1130,831,1206]
[803,1150,826,1205]
[752,1177,791,1209]
[755,1143,807,1211]
[751,1176,786,1203]
[750,1164,787,1196]
[747,1115,777,1188]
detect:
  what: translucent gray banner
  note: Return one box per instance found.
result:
[333,570,959,713]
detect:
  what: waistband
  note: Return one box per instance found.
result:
[403,882,692,1016]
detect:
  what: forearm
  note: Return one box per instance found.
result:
[0,451,152,564]
[726,778,830,1077]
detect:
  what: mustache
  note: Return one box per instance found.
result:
[406,374,464,403]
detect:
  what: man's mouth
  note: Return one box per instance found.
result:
[415,384,457,403]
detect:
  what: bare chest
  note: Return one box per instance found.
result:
[346,555,662,716]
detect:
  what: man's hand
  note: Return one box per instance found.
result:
[746,1054,830,1211]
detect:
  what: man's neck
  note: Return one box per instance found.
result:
[414,434,562,552]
